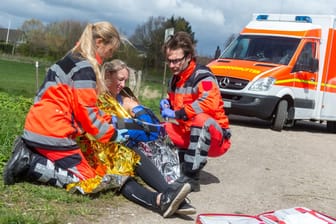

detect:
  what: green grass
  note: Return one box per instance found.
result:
[1,180,127,224]
[0,59,49,97]
[0,91,130,224]
[0,93,32,167]
[0,57,164,223]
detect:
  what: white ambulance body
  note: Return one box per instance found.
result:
[207,13,336,131]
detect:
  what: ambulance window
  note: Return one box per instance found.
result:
[293,42,317,72]
[222,36,249,59]
[235,39,249,58]
[222,35,300,62]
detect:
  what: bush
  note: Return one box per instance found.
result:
[0,42,14,54]
[0,92,32,166]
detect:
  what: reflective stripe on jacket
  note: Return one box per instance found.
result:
[167,60,229,129]
[23,53,116,150]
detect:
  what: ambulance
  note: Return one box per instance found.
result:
[207,13,336,132]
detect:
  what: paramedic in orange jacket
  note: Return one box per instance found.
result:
[160,31,231,192]
[20,22,124,181]
[3,22,192,218]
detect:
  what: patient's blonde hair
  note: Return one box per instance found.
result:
[101,59,129,81]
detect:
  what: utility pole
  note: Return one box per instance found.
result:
[6,20,11,44]
[162,27,174,98]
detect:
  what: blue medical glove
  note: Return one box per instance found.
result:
[114,129,128,143]
[111,115,117,124]
[161,108,175,119]
[160,99,170,110]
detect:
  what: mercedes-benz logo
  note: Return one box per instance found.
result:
[219,77,230,88]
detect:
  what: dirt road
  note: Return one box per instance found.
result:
[98,115,336,223]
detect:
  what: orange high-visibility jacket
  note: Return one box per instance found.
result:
[23,53,117,150]
[167,60,230,129]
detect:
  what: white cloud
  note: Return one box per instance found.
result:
[1,0,336,56]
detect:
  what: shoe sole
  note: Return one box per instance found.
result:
[163,183,191,218]
[3,164,15,185]
[175,207,197,215]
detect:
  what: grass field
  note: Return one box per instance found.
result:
[0,59,49,97]
[0,57,164,223]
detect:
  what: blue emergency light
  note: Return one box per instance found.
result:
[256,14,313,23]
[295,16,312,23]
[256,15,269,20]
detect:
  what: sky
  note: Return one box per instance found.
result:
[1,0,336,56]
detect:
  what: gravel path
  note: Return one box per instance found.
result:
[96,115,336,224]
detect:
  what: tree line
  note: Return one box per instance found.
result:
[4,16,202,72]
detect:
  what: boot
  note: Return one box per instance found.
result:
[27,156,80,188]
[174,173,200,192]
[159,183,191,218]
[4,137,79,188]
[174,162,201,192]
[3,137,33,185]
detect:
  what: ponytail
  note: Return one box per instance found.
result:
[71,22,120,94]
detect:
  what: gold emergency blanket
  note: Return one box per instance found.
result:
[66,93,140,194]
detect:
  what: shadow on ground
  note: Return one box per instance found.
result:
[228,114,331,134]
[200,170,220,185]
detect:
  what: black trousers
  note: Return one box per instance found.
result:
[26,141,170,211]
[120,146,170,210]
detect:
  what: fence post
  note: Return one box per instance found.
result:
[134,70,142,98]
[35,61,39,91]
[128,68,142,98]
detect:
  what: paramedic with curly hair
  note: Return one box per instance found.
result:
[160,31,231,192]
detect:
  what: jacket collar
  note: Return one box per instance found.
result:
[95,53,103,65]
[176,59,196,85]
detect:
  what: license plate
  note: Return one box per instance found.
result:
[224,101,231,108]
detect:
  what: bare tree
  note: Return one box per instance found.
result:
[129,16,166,69]
[21,19,45,34]
[20,19,47,57]
[129,16,196,70]
[45,20,86,58]
[18,19,86,59]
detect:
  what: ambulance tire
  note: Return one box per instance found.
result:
[326,121,336,133]
[284,119,296,128]
[272,100,288,131]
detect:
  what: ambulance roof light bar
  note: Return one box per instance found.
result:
[256,15,268,20]
[256,14,312,23]
[295,16,312,23]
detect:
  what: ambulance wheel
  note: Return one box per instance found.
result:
[326,121,336,133]
[272,100,288,131]
[284,119,296,128]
